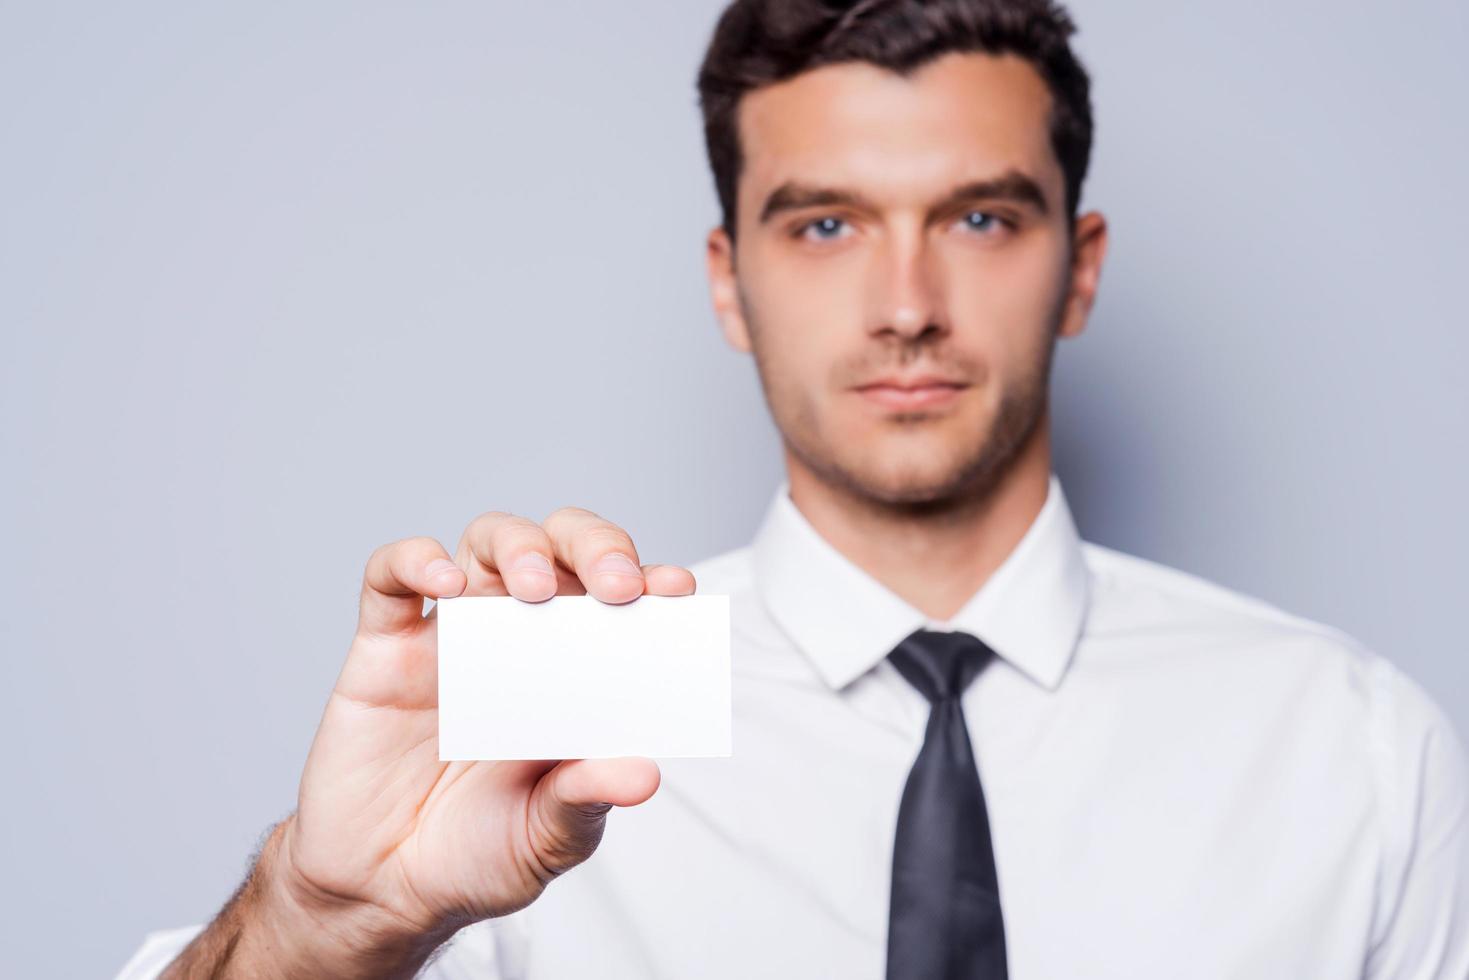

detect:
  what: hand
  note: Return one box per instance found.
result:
[280,508,694,961]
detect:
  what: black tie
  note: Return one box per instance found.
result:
[885,628,1008,980]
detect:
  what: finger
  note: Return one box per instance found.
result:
[528,757,661,880]
[457,511,558,602]
[552,561,587,596]
[641,563,696,596]
[540,507,645,604]
[358,537,465,638]
[548,757,661,809]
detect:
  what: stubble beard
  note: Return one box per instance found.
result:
[743,300,1060,517]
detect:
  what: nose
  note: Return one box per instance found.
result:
[868,228,948,343]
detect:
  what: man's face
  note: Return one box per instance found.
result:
[706,51,1104,506]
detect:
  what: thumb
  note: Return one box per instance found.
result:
[527,757,661,881]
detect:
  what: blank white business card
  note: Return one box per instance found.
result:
[437,594,731,761]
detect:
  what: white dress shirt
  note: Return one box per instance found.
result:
[119,476,1469,979]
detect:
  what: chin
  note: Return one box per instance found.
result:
[832,418,1035,507]
[866,473,969,506]
[785,391,1039,507]
[838,454,976,506]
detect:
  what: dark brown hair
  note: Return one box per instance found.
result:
[696,0,1094,242]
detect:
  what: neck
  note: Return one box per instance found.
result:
[784,417,1053,622]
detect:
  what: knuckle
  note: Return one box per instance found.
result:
[583,525,635,553]
[543,505,596,528]
[526,809,608,888]
[497,523,551,555]
[467,509,514,532]
[462,511,512,545]
[365,539,396,569]
[364,537,439,579]
[465,511,537,549]
[494,514,544,538]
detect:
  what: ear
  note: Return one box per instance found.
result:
[1057,211,1108,339]
[706,225,752,353]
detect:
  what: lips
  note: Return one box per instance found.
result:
[853,374,969,411]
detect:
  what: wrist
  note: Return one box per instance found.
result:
[242,817,457,980]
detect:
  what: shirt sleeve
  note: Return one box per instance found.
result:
[1363,656,1469,980]
[113,925,202,980]
[113,916,524,980]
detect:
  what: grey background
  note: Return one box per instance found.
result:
[2,1,1464,976]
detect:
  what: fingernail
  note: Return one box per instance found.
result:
[510,552,555,576]
[426,558,462,598]
[507,552,556,600]
[593,553,642,578]
[426,558,459,579]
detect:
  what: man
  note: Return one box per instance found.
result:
[120,0,1468,977]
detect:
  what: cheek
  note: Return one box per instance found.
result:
[764,247,867,321]
[944,240,1066,363]
[744,254,865,383]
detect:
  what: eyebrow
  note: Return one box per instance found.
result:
[757,168,1050,226]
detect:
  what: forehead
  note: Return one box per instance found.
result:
[736,51,1060,207]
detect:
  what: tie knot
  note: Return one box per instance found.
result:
[887,628,994,703]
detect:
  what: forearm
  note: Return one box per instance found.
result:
[161,817,454,980]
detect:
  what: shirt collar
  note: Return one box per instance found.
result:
[751,474,1090,692]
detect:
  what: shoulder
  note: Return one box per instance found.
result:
[1082,543,1469,953]
[1079,540,1401,693]
[1080,540,1466,832]
[1081,540,1363,650]
[1077,541,1465,790]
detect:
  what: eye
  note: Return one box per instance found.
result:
[958,210,1008,235]
[796,216,851,242]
